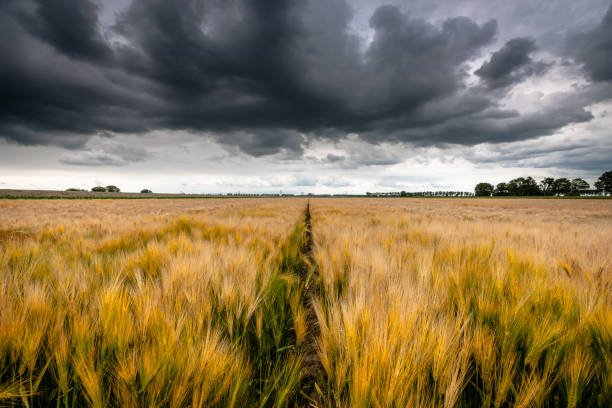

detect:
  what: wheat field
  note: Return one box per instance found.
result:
[0,198,611,407]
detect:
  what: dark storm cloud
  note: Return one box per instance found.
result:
[110,1,498,135]
[357,7,497,115]
[14,0,112,62]
[568,5,612,82]
[0,1,159,148]
[353,80,607,147]
[476,38,550,89]
[0,0,608,158]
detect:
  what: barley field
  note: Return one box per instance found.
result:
[0,198,611,407]
[312,199,612,407]
[0,199,310,407]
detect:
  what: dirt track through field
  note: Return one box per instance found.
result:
[299,202,327,407]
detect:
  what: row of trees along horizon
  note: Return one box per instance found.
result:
[63,170,611,197]
[475,170,612,197]
[66,186,152,193]
[367,191,475,197]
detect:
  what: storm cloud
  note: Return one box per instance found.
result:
[0,0,610,159]
[475,38,550,89]
[568,5,612,82]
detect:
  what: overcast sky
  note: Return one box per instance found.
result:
[1,0,611,194]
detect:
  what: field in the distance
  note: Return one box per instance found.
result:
[0,198,611,407]
[0,189,226,199]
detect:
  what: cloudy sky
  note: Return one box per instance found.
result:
[1,0,611,194]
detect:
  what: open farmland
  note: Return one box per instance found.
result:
[0,199,311,407]
[312,198,612,407]
[1,198,611,407]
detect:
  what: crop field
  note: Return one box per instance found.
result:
[312,199,612,407]
[0,198,611,407]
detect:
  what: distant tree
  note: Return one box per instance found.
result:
[569,178,590,196]
[594,171,612,194]
[91,186,107,192]
[66,188,85,192]
[539,177,555,196]
[400,190,407,197]
[140,189,153,194]
[508,177,541,196]
[106,185,120,192]
[523,176,541,196]
[507,179,520,196]
[493,182,509,196]
[474,182,494,197]
[552,178,571,196]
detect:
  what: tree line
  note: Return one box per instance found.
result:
[474,170,612,197]
[367,191,474,197]
[66,186,153,193]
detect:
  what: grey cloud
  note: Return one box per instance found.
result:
[357,80,612,147]
[293,176,319,187]
[60,151,132,166]
[470,143,612,174]
[568,5,612,82]
[0,0,609,161]
[221,129,306,157]
[0,0,494,154]
[15,0,112,62]
[325,153,346,163]
[354,8,497,115]
[351,0,611,52]
[476,38,550,89]
[458,103,612,175]
[0,4,159,147]
[329,136,407,168]
[58,136,151,166]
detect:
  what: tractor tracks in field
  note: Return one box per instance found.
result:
[298,202,328,407]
